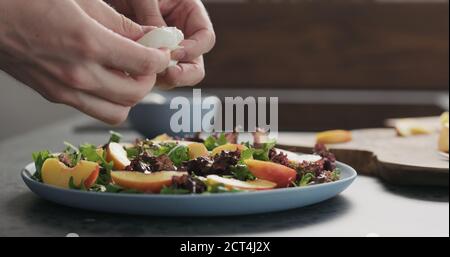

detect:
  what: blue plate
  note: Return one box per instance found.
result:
[21,160,357,217]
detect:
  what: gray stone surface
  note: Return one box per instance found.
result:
[0,72,78,141]
[0,116,448,237]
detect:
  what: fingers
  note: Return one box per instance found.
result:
[74,0,144,40]
[88,65,157,106]
[21,64,132,125]
[169,1,216,62]
[40,61,157,107]
[129,0,167,26]
[157,56,205,89]
[172,29,216,62]
[93,26,171,75]
[74,0,171,76]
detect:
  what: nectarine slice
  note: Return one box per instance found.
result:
[211,144,247,156]
[244,159,297,188]
[188,142,209,159]
[41,158,100,189]
[316,130,352,144]
[207,175,276,191]
[106,142,131,170]
[111,171,187,193]
[439,124,449,153]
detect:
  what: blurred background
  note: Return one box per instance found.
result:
[0,0,448,140]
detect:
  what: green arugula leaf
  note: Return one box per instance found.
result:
[231,164,256,181]
[204,133,228,151]
[79,144,100,162]
[104,184,142,194]
[68,177,87,191]
[252,139,276,161]
[330,169,341,181]
[149,142,177,157]
[32,150,52,181]
[204,136,217,151]
[126,147,140,159]
[109,130,122,143]
[105,184,123,193]
[239,148,254,163]
[168,144,189,166]
[216,133,228,146]
[160,186,190,195]
[299,173,315,187]
[63,141,79,153]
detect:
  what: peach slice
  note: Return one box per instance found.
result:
[207,175,276,191]
[41,158,100,189]
[211,144,248,156]
[151,133,173,142]
[439,124,449,153]
[188,142,209,159]
[244,159,297,188]
[106,142,131,170]
[111,171,187,193]
[316,130,352,144]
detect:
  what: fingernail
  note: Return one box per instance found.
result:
[171,49,186,61]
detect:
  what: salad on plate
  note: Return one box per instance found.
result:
[30,131,341,195]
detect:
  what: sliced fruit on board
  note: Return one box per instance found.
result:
[41,158,99,189]
[244,159,297,188]
[106,142,131,170]
[439,124,449,153]
[111,171,187,193]
[316,130,353,144]
[206,175,277,191]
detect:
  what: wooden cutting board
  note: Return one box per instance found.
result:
[277,129,449,186]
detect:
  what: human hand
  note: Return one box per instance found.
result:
[0,0,171,124]
[108,0,216,89]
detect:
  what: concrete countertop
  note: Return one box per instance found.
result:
[0,116,448,237]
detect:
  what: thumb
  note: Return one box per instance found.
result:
[130,0,167,27]
[75,0,144,40]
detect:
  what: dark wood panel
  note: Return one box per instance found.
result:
[278,103,444,131]
[201,1,449,90]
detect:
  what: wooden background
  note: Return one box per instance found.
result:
[201,0,449,90]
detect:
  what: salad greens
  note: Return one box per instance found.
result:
[31,131,341,195]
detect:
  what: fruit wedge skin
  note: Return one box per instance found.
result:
[106,142,131,170]
[188,142,209,159]
[207,175,276,191]
[111,171,187,193]
[41,158,100,189]
[439,125,449,153]
[316,130,352,144]
[244,159,297,188]
[211,144,248,156]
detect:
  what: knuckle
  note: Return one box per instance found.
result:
[72,30,99,59]
[62,66,86,89]
[119,15,139,36]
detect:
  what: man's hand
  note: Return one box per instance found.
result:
[0,0,170,124]
[108,0,216,89]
